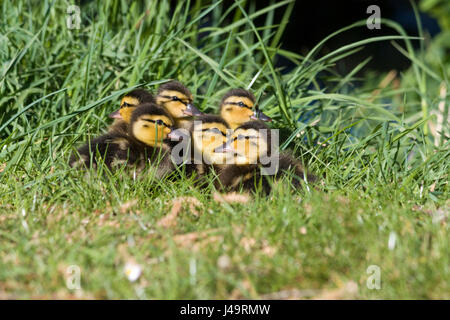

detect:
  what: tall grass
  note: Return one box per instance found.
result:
[1,0,447,198]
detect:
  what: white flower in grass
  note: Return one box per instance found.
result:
[124,261,142,282]
[388,232,397,250]
[217,255,231,270]
[21,220,29,233]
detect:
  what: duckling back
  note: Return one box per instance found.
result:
[277,152,317,187]
[69,131,140,170]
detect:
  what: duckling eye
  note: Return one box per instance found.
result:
[238,102,245,107]
[155,119,164,125]
[172,96,181,102]
[121,102,129,108]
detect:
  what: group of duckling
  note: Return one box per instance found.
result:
[69,81,316,195]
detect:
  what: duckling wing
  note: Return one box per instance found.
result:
[278,153,317,185]
[216,164,268,194]
[69,133,136,170]
[108,119,129,136]
[138,144,175,179]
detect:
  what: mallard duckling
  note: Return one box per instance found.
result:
[214,121,315,194]
[108,88,155,135]
[70,103,175,178]
[219,89,271,130]
[156,81,203,131]
[168,114,230,180]
[190,114,230,177]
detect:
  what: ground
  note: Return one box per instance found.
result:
[0,169,448,299]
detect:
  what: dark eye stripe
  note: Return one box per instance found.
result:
[142,118,171,128]
[201,128,227,136]
[226,101,252,110]
[233,135,258,141]
[158,95,189,106]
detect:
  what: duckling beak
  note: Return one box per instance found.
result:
[251,109,272,122]
[167,129,186,142]
[214,141,235,153]
[183,103,203,116]
[109,109,122,119]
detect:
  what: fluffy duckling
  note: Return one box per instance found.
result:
[70,103,175,178]
[219,89,271,130]
[168,114,230,180]
[214,121,316,194]
[108,89,155,135]
[156,81,203,131]
[190,114,230,177]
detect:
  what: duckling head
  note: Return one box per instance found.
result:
[219,89,271,130]
[156,81,202,120]
[189,115,230,165]
[215,121,271,165]
[109,89,155,123]
[130,103,174,147]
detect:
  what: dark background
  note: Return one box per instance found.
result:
[79,0,441,74]
[254,0,440,73]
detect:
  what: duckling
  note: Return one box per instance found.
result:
[108,88,155,136]
[168,114,230,181]
[70,103,175,178]
[156,81,203,131]
[219,88,271,130]
[214,121,316,194]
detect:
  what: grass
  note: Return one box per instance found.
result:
[0,0,448,299]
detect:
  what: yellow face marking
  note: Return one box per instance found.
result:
[192,122,228,164]
[119,96,140,123]
[121,96,140,107]
[220,96,255,129]
[132,115,173,147]
[156,90,192,119]
[229,128,268,165]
